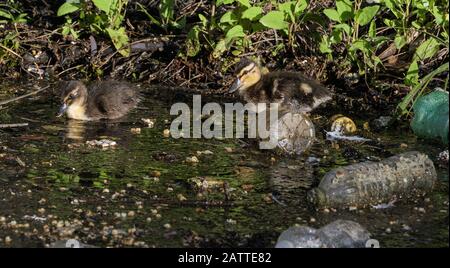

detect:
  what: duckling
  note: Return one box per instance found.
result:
[229,58,332,114]
[57,80,140,121]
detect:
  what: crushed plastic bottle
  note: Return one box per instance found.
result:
[307,151,437,209]
[269,112,315,155]
[275,220,371,248]
[411,89,449,145]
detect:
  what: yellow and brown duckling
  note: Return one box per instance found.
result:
[229,58,332,114]
[57,80,140,121]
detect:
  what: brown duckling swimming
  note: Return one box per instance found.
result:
[57,80,140,121]
[229,59,332,114]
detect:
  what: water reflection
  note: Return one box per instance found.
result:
[65,119,86,141]
[63,119,127,143]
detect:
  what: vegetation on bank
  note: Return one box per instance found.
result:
[0,0,449,116]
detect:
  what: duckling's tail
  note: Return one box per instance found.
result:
[310,85,332,110]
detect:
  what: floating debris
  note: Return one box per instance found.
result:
[372,199,396,209]
[23,215,47,222]
[163,129,171,138]
[327,115,370,142]
[331,115,357,135]
[276,220,371,248]
[437,150,449,167]
[130,128,141,134]
[372,116,393,130]
[270,112,315,155]
[196,150,214,156]
[308,151,437,209]
[86,139,117,148]
[186,156,199,164]
[325,130,371,142]
[141,118,155,128]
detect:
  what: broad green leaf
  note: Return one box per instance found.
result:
[259,11,289,30]
[216,0,235,6]
[186,26,201,57]
[92,0,112,13]
[319,36,332,54]
[225,25,245,40]
[350,39,370,53]
[394,34,406,49]
[414,37,440,61]
[295,0,308,14]
[411,21,421,29]
[241,6,263,21]
[0,10,13,19]
[334,23,351,35]
[384,0,401,18]
[278,2,294,13]
[57,2,80,16]
[237,0,250,8]
[336,0,353,21]
[330,28,343,43]
[220,11,237,24]
[70,28,79,39]
[405,60,419,86]
[212,39,228,58]
[106,27,130,57]
[356,5,379,26]
[323,8,341,22]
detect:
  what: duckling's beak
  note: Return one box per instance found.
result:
[229,78,241,93]
[56,103,68,117]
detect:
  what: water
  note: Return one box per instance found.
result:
[0,81,448,248]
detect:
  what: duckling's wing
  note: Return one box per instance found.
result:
[269,72,331,113]
[92,82,140,119]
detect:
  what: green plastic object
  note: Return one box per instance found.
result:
[411,89,449,145]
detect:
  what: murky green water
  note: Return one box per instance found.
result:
[0,81,448,248]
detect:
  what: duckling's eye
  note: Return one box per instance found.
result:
[68,94,75,100]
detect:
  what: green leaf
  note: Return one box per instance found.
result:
[136,3,161,27]
[212,39,229,58]
[414,38,440,61]
[336,0,353,21]
[160,0,174,21]
[241,7,263,21]
[225,25,245,40]
[350,39,371,53]
[319,36,332,54]
[356,5,379,26]
[323,8,341,22]
[92,0,112,13]
[294,0,308,14]
[237,0,250,8]
[220,11,237,25]
[405,60,419,86]
[186,26,201,57]
[0,10,13,19]
[259,11,289,30]
[398,62,449,115]
[334,23,351,35]
[394,34,406,50]
[106,27,130,57]
[368,20,376,38]
[384,0,401,18]
[216,0,235,6]
[57,2,80,16]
